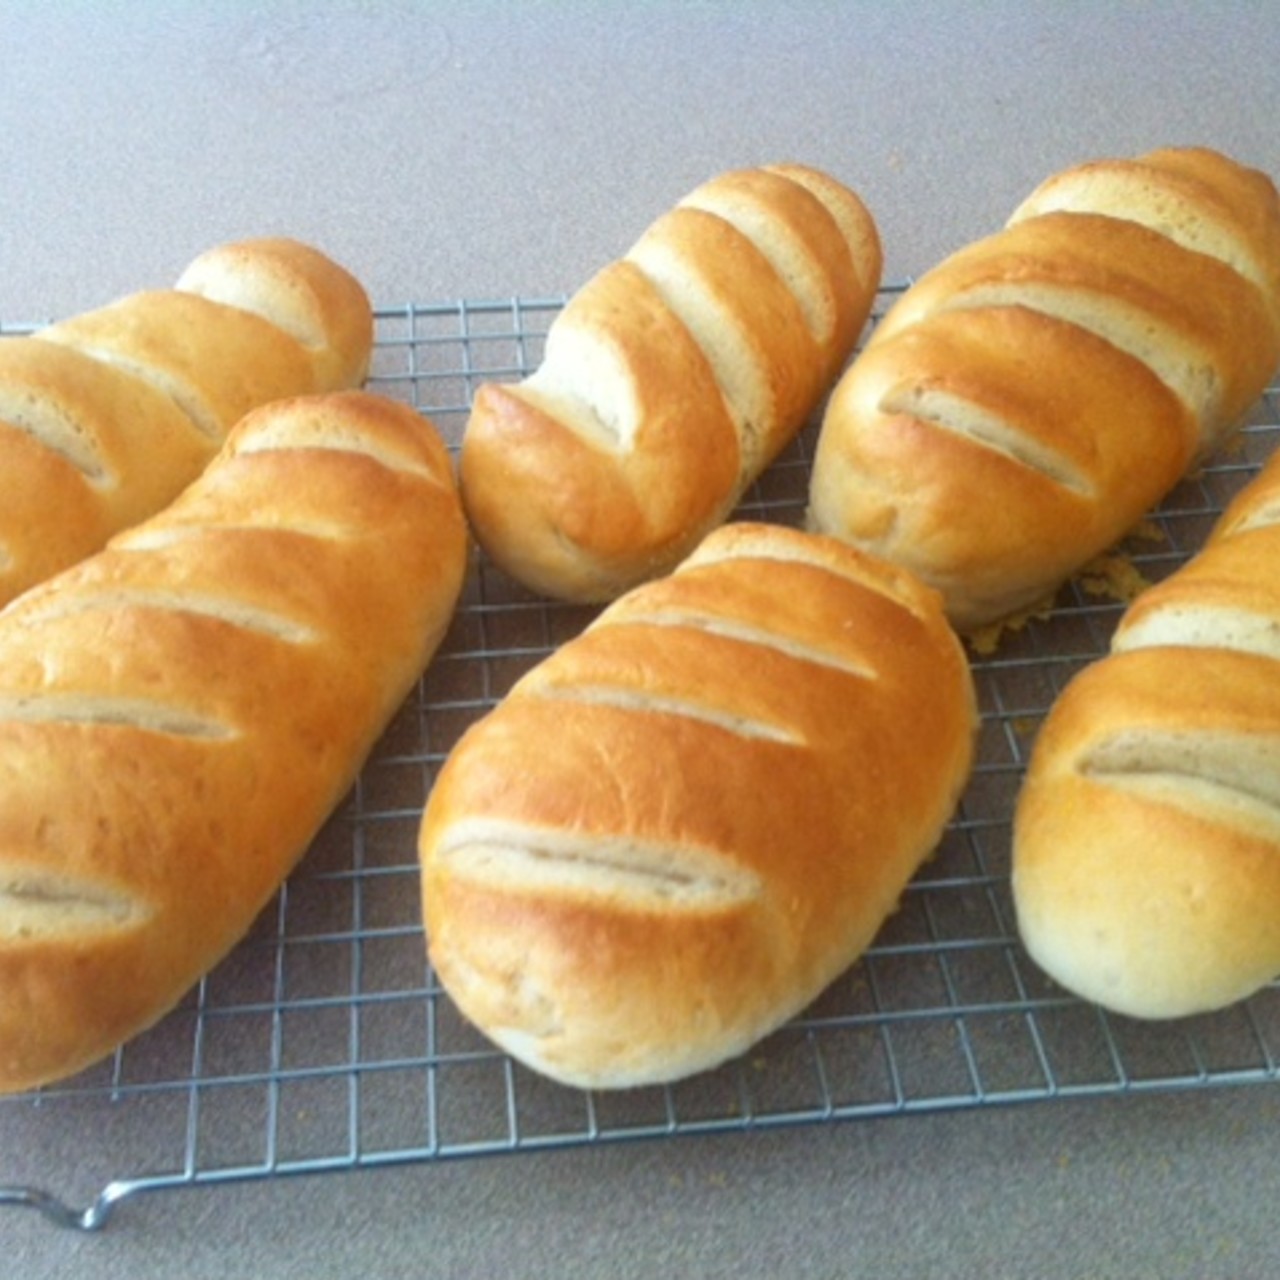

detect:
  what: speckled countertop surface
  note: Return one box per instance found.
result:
[4,3,1280,1276]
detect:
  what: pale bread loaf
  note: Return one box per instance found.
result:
[1013,445,1280,1018]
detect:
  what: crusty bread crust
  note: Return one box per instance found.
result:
[1013,445,1280,1018]
[0,237,373,609]
[0,391,467,1093]
[420,522,975,1089]
[459,165,883,603]
[810,146,1280,631]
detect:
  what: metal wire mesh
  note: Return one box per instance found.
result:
[1,289,1278,1230]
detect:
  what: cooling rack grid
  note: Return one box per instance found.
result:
[1,288,1277,1230]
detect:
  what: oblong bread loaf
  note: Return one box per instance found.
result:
[419,522,976,1089]
[1013,445,1280,1018]
[0,237,373,609]
[459,164,882,603]
[0,391,467,1094]
[810,145,1280,631]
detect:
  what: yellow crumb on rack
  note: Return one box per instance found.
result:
[964,519,1167,655]
[1077,516,1167,603]
[964,598,1055,656]
[1076,552,1153,605]
[1124,517,1167,545]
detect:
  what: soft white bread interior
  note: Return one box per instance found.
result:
[419,521,976,1089]
[459,164,882,603]
[0,390,467,1094]
[0,237,373,609]
[809,146,1280,631]
[1012,445,1280,1018]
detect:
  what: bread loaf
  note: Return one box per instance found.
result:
[0,390,467,1094]
[419,522,975,1089]
[459,164,882,603]
[809,146,1280,631]
[0,237,373,609]
[1012,445,1280,1019]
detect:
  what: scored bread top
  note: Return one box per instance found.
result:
[1008,146,1280,330]
[809,145,1280,631]
[459,164,882,603]
[174,236,374,390]
[1012,444,1280,1019]
[0,391,467,1093]
[420,521,975,1089]
[0,237,374,609]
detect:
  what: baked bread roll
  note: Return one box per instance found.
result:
[0,390,467,1094]
[459,164,882,602]
[0,237,373,609]
[809,146,1280,631]
[419,522,976,1089]
[1012,445,1280,1018]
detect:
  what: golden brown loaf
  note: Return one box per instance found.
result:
[0,237,373,610]
[459,164,883,603]
[809,146,1280,631]
[1012,446,1280,1019]
[419,522,976,1089]
[0,391,468,1094]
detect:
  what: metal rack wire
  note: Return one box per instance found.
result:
[1,289,1277,1230]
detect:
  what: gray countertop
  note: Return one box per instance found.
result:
[4,3,1280,1275]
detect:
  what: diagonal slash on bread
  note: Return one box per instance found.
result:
[0,390,468,1094]
[1013,443,1280,1018]
[420,521,976,1090]
[810,146,1280,631]
[0,238,374,610]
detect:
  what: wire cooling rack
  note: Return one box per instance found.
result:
[2,288,1279,1231]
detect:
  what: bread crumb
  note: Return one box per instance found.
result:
[1076,553,1152,605]
[965,598,1055,656]
[1126,517,1167,545]
[964,520,1167,654]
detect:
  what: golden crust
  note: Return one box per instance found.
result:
[1011,145,1280,328]
[811,302,1196,630]
[174,235,374,389]
[810,145,1280,631]
[0,237,373,610]
[459,164,882,603]
[458,261,742,601]
[1012,445,1280,1018]
[0,391,467,1093]
[420,522,975,1088]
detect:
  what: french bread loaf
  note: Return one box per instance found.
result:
[809,145,1280,631]
[0,237,373,610]
[1012,444,1280,1019]
[419,522,975,1089]
[0,390,467,1094]
[458,164,883,603]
